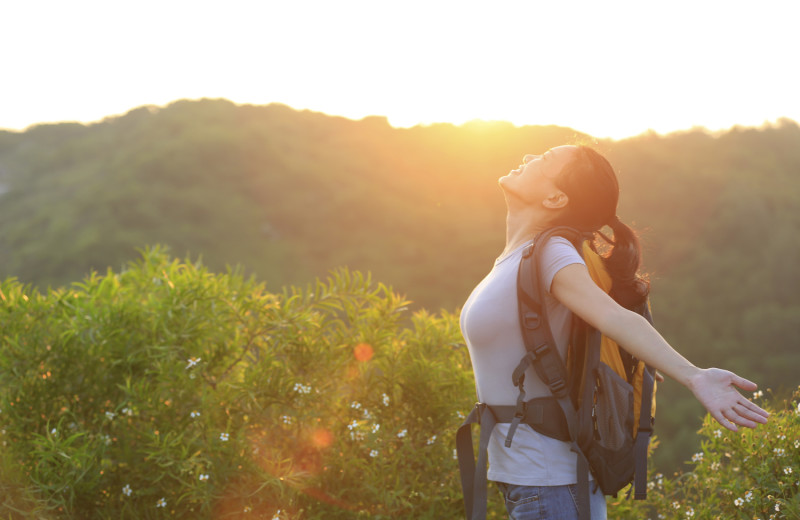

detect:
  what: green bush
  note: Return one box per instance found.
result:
[2,247,797,519]
[609,390,800,519]
[0,248,487,519]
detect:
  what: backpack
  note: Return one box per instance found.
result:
[456,226,657,520]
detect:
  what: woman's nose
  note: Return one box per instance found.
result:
[523,154,541,163]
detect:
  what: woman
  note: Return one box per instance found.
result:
[459,145,769,520]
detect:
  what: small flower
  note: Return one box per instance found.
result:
[369,449,379,458]
[51,428,58,436]
[795,439,800,449]
[101,434,112,446]
[186,357,201,369]
[711,461,721,471]
[776,502,781,512]
[685,507,694,517]
[382,393,390,406]
[774,448,786,457]
[456,410,465,420]
[220,432,229,442]
[105,411,116,420]
[753,390,763,399]
[713,429,722,438]
[371,423,380,434]
[745,490,754,502]
[293,383,311,394]
[122,484,132,496]
[691,452,703,462]
[122,407,133,416]
[362,408,373,420]
[243,505,252,513]
[156,497,167,508]
[453,449,458,460]
[426,435,437,445]
[190,411,201,418]
[199,473,209,481]
[397,429,407,438]
[350,401,362,410]
[347,420,358,431]
[734,497,744,507]
[281,415,292,425]
[672,501,680,509]
[784,467,793,475]
[270,510,280,519]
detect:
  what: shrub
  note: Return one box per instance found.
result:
[609,389,800,519]
[0,247,488,519]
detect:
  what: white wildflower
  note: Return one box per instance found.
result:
[350,401,362,410]
[734,497,744,507]
[347,420,358,431]
[382,393,390,406]
[220,432,229,441]
[774,448,786,457]
[795,439,800,449]
[397,429,407,438]
[190,411,200,418]
[426,435,437,445]
[711,461,721,471]
[243,505,252,513]
[281,415,292,425]
[122,407,133,416]
[122,484,132,496]
[691,452,703,462]
[753,390,763,399]
[784,467,793,475]
[685,506,694,517]
[293,383,311,394]
[101,434,112,446]
[51,428,58,436]
[713,429,722,438]
[186,357,201,369]
[371,423,380,434]
[105,411,116,420]
[456,410,465,419]
[745,490,754,502]
[672,501,680,509]
[156,497,167,508]
[369,449,379,458]
[199,474,209,481]
[270,509,280,519]
[453,449,458,460]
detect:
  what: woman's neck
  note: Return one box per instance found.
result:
[502,211,549,257]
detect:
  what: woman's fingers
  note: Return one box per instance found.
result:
[715,409,739,432]
[730,373,758,392]
[739,398,770,421]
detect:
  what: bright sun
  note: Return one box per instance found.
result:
[1,0,798,139]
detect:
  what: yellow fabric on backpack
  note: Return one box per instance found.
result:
[581,241,657,434]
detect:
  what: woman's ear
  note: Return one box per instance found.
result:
[542,191,569,209]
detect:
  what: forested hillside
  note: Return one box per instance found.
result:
[1,98,798,470]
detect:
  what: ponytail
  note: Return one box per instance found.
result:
[553,145,649,308]
[603,217,649,309]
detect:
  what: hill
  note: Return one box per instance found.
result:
[1,98,798,470]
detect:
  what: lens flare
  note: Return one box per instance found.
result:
[353,343,373,362]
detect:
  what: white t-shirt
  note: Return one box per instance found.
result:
[460,237,586,486]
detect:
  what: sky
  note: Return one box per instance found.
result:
[2,0,799,139]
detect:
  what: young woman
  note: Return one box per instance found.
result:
[459,145,769,520]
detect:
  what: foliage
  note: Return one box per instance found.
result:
[609,389,800,520]
[0,249,489,519]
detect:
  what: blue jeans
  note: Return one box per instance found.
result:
[495,482,607,520]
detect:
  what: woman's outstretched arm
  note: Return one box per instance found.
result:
[550,263,769,431]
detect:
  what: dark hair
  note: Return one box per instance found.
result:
[553,146,649,308]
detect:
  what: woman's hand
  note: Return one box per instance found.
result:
[688,368,770,431]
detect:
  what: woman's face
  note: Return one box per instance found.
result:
[498,145,576,206]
